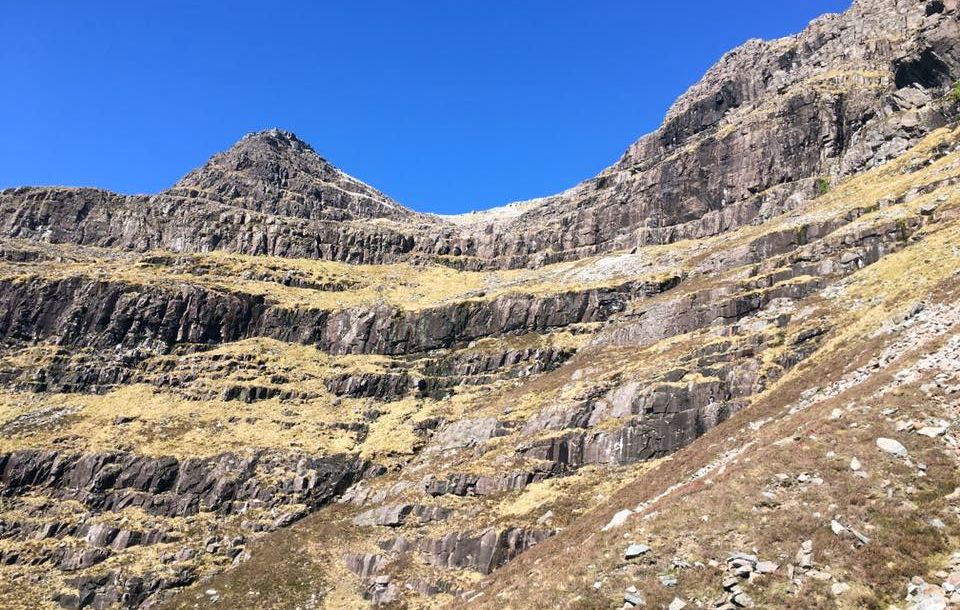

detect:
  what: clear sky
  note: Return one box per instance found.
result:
[2,1,852,214]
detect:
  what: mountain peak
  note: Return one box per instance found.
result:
[236,128,317,154]
[167,129,416,223]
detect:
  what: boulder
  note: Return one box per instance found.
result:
[876,437,908,458]
[624,543,651,560]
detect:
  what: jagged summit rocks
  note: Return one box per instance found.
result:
[167,128,416,223]
[1,0,958,269]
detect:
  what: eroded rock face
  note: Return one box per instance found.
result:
[0,185,424,265]
[423,466,562,498]
[0,276,633,356]
[0,1,958,609]
[52,570,196,610]
[168,130,415,224]
[1,3,957,270]
[425,417,510,454]
[352,504,453,527]
[384,528,555,575]
[0,450,366,517]
[0,449,368,607]
[450,0,960,264]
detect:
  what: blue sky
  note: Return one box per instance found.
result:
[1,1,852,214]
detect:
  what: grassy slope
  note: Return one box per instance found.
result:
[1,126,959,609]
[148,130,960,609]
[468,229,960,609]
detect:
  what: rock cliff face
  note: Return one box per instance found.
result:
[1,1,960,609]
[168,129,415,223]
[1,1,958,270]
[453,0,960,264]
[0,450,365,518]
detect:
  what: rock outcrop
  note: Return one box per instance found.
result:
[0,450,366,518]
[1,1,959,609]
[1,2,958,270]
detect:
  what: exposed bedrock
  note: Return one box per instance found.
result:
[326,372,419,401]
[0,2,957,608]
[444,0,960,264]
[0,186,424,266]
[0,278,640,356]
[51,569,196,610]
[0,3,957,270]
[0,449,367,518]
[326,345,576,401]
[601,212,929,348]
[420,344,574,379]
[379,527,555,575]
[339,528,554,606]
[352,503,453,528]
[423,464,563,498]
[0,347,139,394]
[0,520,167,551]
[518,375,745,468]
[167,129,417,224]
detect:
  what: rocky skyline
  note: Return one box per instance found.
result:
[0,0,959,608]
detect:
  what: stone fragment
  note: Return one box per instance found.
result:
[797,540,814,569]
[876,437,908,457]
[808,569,833,581]
[623,591,645,607]
[734,564,753,577]
[624,543,651,560]
[603,509,633,531]
[943,572,960,592]
[851,528,870,545]
[668,598,687,610]
[659,575,678,587]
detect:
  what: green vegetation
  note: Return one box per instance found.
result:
[815,177,831,197]
[950,81,960,104]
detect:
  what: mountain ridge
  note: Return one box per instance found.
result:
[0,1,959,609]
[1,0,957,271]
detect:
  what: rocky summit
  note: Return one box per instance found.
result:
[1,0,960,609]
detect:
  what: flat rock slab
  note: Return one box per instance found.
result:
[876,437,908,457]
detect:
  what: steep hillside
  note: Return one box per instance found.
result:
[0,1,959,610]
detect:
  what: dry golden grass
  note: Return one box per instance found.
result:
[465,277,960,610]
[0,239,674,313]
[0,383,360,457]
